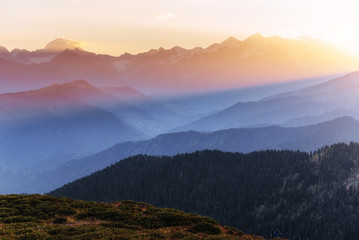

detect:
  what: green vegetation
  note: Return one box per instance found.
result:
[0,194,262,239]
[51,143,359,240]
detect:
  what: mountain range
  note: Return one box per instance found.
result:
[0,80,148,172]
[3,29,359,240]
[1,34,358,93]
[2,69,359,194]
[178,71,359,131]
[115,33,359,92]
[2,35,359,196]
[18,116,359,194]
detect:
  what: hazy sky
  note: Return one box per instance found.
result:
[1,0,358,55]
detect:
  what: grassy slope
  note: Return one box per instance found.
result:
[0,194,264,240]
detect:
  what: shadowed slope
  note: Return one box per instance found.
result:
[28,117,359,193]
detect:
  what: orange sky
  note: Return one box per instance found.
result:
[1,0,359,55]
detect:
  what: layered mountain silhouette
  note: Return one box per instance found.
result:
[114,34,359,92]
[101,86,184,129]
[2,32,359,240]
[0,80,148,174]
[177,72,359,131]
[21,116,359,194]
[0,39,120,92]
[2,35,359,195]
[1,34,359,93]
[4,71,359,194]
[40,80,168,136]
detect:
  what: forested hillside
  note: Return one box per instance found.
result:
[51,143,359,240]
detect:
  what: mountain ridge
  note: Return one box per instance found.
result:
[177,71,359,132]
[1,33,358,93]
[25,116,359,194]
[0,80,147,173]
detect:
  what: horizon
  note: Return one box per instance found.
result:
[2,0,359,56]
[1,31,358,95]
[0,33,318,53]
[0,33,352,57]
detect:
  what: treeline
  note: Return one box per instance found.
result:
[51,143,359,240]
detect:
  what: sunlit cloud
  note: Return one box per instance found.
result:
[44,38,85,52]
[156,12,175,20]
